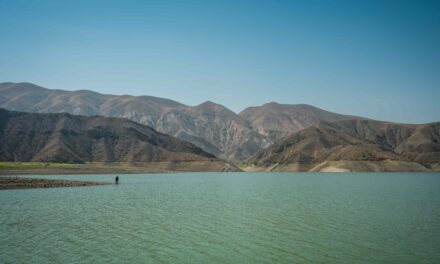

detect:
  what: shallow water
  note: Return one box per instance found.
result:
[1,172,440,263]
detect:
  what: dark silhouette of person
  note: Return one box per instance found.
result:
[115,176,119,185]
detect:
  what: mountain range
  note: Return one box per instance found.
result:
[239,102,362,143]
[1,82,439,171]
[0,108,215,163]
[246,119,440,172]
[0,82,357,160]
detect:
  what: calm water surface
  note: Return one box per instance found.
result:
[1,173,439,263]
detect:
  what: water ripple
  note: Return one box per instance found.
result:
[1,172,440,263]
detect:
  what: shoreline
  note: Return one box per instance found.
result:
[1,161,438,175]
[0,161,240,175]
[241,160,440,172]
[0,177,110,190]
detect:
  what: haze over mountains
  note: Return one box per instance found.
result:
[1,82,439,171]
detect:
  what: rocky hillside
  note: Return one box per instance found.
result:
[0,82,368,161]
[246,119,440,172]
[239,102,360,143]
[0,108,217,162]
[0,83,268,160]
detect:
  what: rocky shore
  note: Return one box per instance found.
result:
[0,177,110,190]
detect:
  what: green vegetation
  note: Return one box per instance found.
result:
[0,162,81,168]
[236,162,250,170]
[0,162,147,173]
[0,161,238,174]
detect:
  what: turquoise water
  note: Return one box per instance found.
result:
[1,173,440,263]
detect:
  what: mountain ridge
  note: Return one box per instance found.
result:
[1,82,359,160]
[2,82,439,169]
[239,101,364,143]
[245,119,440,172]
[0,108,219,163]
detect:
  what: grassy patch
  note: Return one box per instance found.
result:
[0,161,237,174]
[236,162,250,170]
[0,162,80,168]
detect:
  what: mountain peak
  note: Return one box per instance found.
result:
[261,102,316,109]
[198,100,220,107]
[194,100,230,112]
[264,101,281,106]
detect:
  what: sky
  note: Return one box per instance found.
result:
[0,0,439,123]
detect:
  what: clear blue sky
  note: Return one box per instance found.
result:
[1,0,439,123]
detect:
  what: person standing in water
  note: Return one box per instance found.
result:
[115,176,119,185]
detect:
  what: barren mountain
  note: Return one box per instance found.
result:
[0,82,267,160]
[239,102,360,143]
[246,119,440,172]
[0,108,217,163]
[0,82,186,125]
[156,101,268,159]
[4,82,435,167]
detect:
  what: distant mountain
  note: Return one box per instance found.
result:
[0,82,369,161]
[0,108,217,163]
[155,101,268,160]
[239,102,360,143]
[246,119,440,172]
[0,82,185,124]
[0,82,268,160]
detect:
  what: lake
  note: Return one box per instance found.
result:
[1,172,439,263]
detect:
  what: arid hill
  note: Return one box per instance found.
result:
[246,119,440,172]
[0,82,360,160]
[0,108,217,163]
[0,83,268,160]
[239,102,361,143]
